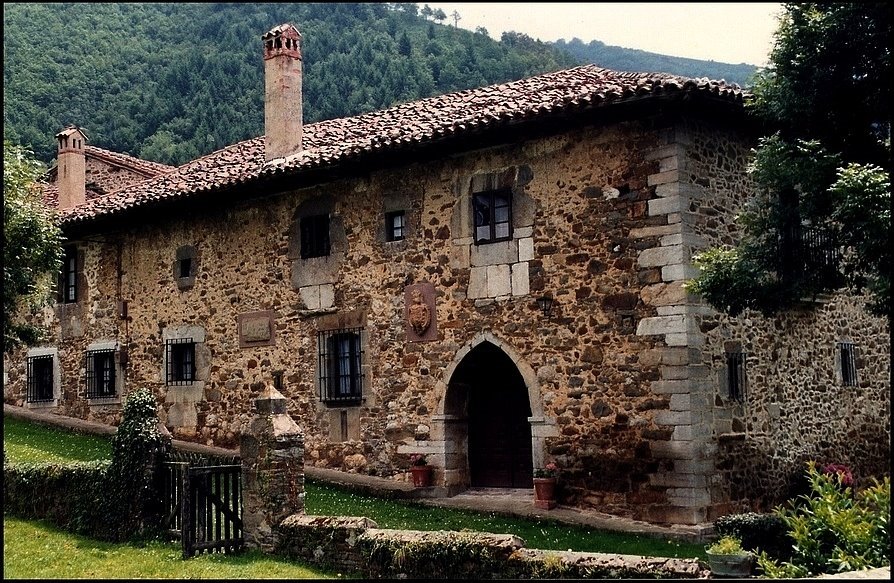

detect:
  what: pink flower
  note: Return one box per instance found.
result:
[821,463,854,487]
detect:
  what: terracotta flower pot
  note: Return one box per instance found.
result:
[411,465,433,487]
[533,477,557,509]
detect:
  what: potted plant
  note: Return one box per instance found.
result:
[409,453,432,487]
[533,462,558,509]
[705,535,754,578]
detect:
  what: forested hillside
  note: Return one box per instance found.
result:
[554,38,758,87]
[3,3,758,167]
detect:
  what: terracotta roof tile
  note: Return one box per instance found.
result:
[58,65,746,227]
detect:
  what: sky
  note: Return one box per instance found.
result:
[425,3,783,67]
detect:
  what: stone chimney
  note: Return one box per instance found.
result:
[55,126,87,210]
[262,24,303,162]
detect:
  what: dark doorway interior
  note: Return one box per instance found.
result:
[451,342,533,488]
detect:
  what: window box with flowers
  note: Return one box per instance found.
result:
[409,453,433,487]
[533,462,558,509]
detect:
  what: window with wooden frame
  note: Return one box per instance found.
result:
[318,328,363,405]
[837,341,858,387]
[473,188,512,244]
[385,210,406,242]
[726,351,746,402]
[165,338,196,385]
[61,245,78,303]
[300,214,331,259]
[26,354,54,403]
[85,348,117,399]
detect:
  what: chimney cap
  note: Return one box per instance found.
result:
[262,23,301,41]
[55,125,89,141]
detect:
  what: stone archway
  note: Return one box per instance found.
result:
[433,333,555,491]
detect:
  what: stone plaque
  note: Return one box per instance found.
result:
[404,283,437,342]
[238,311,276,348]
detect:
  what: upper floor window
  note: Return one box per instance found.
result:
[61,245,78,303]
[174,245,198,290]
[301,214,331,259]
[318,327,363,405]
[166,338,196,385]
[726,351,746,402]
[385,210,406,242]
[85,348,116,399]
[837,341,858,387]
[178,257,192,279]
[473,188,512,244]
[27,354,54,403]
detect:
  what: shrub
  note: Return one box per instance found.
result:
[3,388,166,542]
[707,535,750,556]
[757,461,891,578]
[714,511,790,560]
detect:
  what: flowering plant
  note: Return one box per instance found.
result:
[410,453,428,467]
[534,462,557,479]
[820,463,854,488]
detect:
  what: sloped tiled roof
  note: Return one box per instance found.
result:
[83,145,177,177]
[58,65,747,227]
[43,145,176,207]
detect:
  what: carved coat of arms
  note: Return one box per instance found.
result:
[408,289,431,335]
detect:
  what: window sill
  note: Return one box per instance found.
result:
[88,396,121,406]
[25,399,58,409]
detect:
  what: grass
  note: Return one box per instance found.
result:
[3,414,707,572]
[306,479,706,559]
[3,416,113,462]
[2,517,346,579]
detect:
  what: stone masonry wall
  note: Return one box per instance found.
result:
[5,111,889,525]
[675,118,890,514]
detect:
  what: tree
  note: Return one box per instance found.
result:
[688,3,891,319]
[3,140,64,352]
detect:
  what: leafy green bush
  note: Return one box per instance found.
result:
[714,511,790,560]
[3,389,166,542]
[758,462,891,578]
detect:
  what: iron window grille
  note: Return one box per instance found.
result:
[318,328,363,405]
[166,338,196,385]
[300,214,331,259]
[838,342,858,387]
[778,223,842,288]
[473,188,512,244]
[386,210,406,242]
[61,246,77,303]
[726,352,746,402]
[86,349,116,399]
[26,355,54,403]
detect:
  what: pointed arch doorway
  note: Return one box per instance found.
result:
[447,341,533,488]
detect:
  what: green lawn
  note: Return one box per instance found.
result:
[2,517,345,579]
[3,414,707,574]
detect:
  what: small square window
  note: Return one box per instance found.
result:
[726,352,746,402]
[27,355,54,403]
[86,349,116,399]
[386,210,406,242]
[473,189,512,244]
[178,257,192,279]
[838,342,858,387]
[166,338,196,385]
[300,214,331,259]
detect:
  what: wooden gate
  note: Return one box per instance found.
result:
[161,459,244,558]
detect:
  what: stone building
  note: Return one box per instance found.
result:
[4,23,889,526]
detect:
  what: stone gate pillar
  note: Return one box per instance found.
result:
[240,381,304,552]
